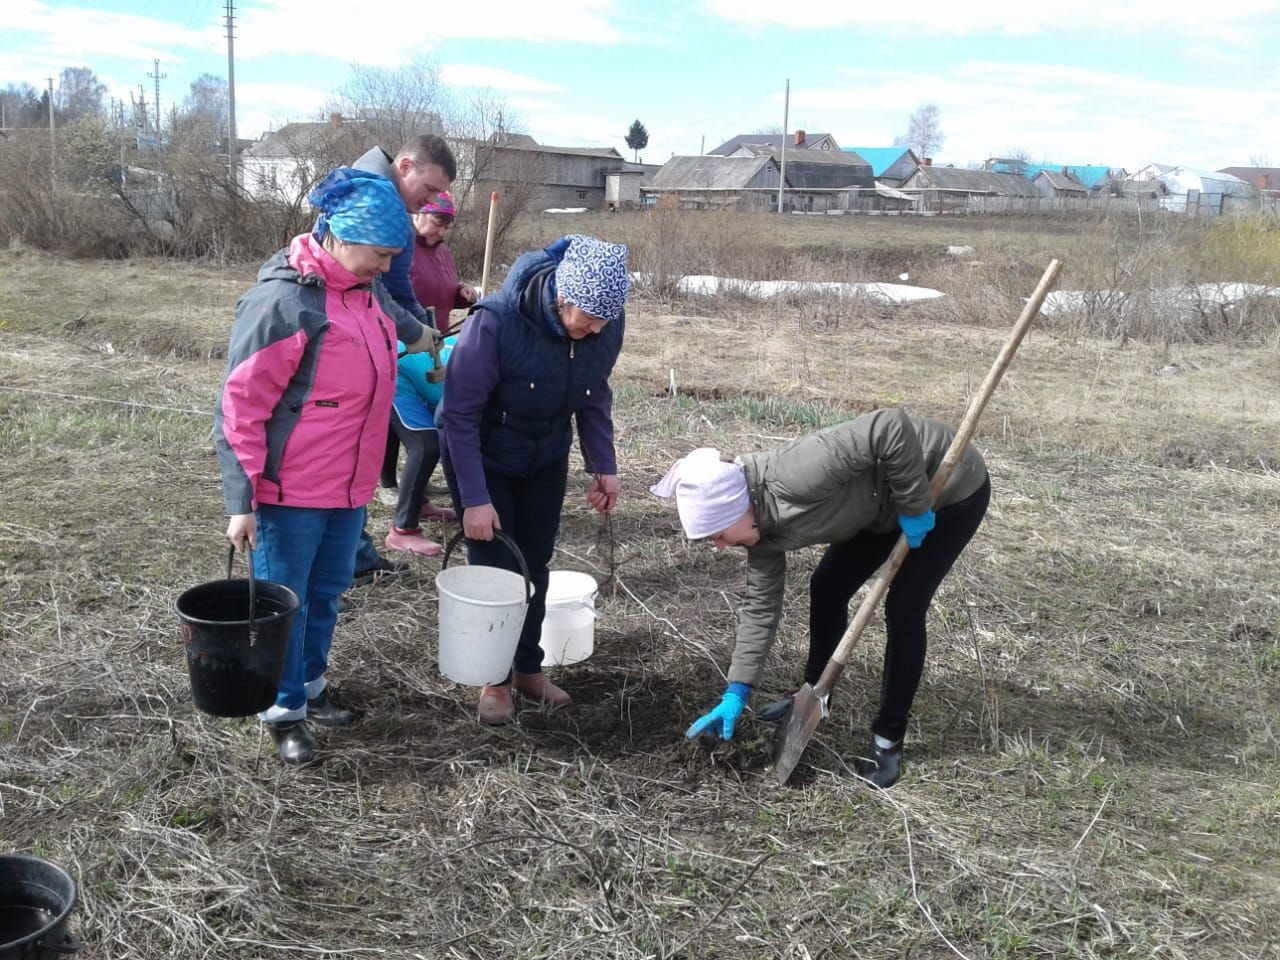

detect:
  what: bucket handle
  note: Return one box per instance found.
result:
[226,544,258,640]
[39,932,83,954]
[441,530,533,604]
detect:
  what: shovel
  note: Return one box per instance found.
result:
[773,258,1064,784]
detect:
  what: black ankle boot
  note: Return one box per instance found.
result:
[306,690,356,727]
[855,739,903,789]
[267,720,319,766]
[758,691,797,723]
[759,687,831,723]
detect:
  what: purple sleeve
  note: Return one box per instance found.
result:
[575,381,617,475]
[437,310,501,508]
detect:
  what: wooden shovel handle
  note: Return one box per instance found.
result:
[479,191,499,298]
[814,258,1063,694]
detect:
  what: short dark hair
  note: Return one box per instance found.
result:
[397,134,456,181]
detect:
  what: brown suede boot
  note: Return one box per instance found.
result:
[512,671,572,708]
[477,684,515,725]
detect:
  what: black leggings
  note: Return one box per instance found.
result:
[804,478,991,743]
[390,410,441,532]
[380,426,400,489]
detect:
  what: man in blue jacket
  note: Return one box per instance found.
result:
[350,134,458,585]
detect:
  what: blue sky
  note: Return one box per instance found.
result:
[3,0,1279,171]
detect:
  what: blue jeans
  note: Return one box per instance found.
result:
[253,504,364,722]
[353,508,382,575]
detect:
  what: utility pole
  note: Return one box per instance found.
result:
[148,59,167,137]
[116,99,126,189]
[777,78,789,214]
[48,77,56,189]
[136,84,149,134]
[225,0,238,189]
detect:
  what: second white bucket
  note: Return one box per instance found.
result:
[539,571,598,667]
[436,565,530,685]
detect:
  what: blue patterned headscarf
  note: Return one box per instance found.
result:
[309,167,408,249]
[553,235,630,322]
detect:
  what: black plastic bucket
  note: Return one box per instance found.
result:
[0,854,81,959]
[175,546,300,718]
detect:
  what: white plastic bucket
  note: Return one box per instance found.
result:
[435,565,531,685]
[539,571,598,667]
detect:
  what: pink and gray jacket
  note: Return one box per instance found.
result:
[215,233,400,515]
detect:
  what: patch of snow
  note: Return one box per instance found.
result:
[947,245,975,257]
[543,207,588,214]
[1041,283,1280,317]
[671,275,944,305]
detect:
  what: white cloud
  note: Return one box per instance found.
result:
[705,0,1279,42]
[441,65,562,94]
[0,1,220,68]
[234,0,621,62]
[797,62,1280,170]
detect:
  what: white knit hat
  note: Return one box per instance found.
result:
[650,448,751,539]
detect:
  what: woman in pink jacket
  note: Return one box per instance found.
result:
[214,167,412,765]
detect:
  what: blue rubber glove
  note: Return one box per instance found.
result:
[898,510,936,548]
[686,683,752,741]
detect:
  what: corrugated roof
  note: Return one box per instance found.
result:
[903,167,1039,197]
[843,147,917,176]
[1033,169,1088,192]
[242,120,372,158]
[1218,167,1280,190]
[497,141,622,159]
[649,155,777,190]
[988,160,1115,188]
[744,145,870,169]
[709,133,837,155]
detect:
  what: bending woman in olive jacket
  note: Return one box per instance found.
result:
[651,407,990,787]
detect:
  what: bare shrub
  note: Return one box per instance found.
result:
[1040,211,1280,344]
[626,197,691,300]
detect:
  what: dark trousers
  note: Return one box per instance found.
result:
[441,446,568,677]
[804,478,991,743]
[380,426,400,489]
[390,410,441,532]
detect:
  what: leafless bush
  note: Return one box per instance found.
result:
[626,197,691,301]
[1039,211,1280,344]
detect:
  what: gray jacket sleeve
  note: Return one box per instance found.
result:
[727,547,788,687]
[859,408,933,516]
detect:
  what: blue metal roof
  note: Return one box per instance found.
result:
[842,147,912,177]
[989,161,1113,188]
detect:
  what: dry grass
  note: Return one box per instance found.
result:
[1,233,1279,960]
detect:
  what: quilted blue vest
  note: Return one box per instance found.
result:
[476,245,624,476]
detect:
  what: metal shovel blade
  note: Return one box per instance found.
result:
[773,684,827,784]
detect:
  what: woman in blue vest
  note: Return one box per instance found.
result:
[437,235,628,724]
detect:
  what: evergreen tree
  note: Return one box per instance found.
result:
[625,119,649,163]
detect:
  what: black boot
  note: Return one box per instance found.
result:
[855,738,903,789]
[267,720,319,766]
[759,687,832,723]
[758,691,797,723]
[307,690,356,727]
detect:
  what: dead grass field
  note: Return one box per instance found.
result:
[1,218,1278,960]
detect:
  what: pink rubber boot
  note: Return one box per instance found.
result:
[385,527,443,557]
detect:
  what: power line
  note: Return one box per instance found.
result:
[225,0,237,188]
[148,59,167,135]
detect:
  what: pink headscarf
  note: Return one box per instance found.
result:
[650,448,751,539]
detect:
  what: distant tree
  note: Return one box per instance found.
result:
[1003,146,1034,176]
[894,103,944,161]
[624,119,649,162]
[329,55,447,146]
[173,74,229,150]
[55,67,106,123]
[0,83,45,127]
